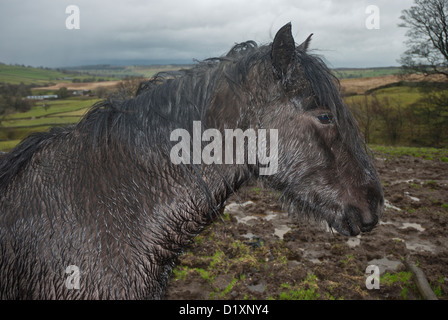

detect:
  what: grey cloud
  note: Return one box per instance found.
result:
[0,0,415,68]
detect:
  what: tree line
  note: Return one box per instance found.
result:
[346,83,448,147]
[0,83,35,116]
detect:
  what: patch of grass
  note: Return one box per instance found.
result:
[172,265,214,283]
[216,277,239,298]
[54,107,89,117]
[229,241,260,269]
[381,271,414,299]
[0,139,21,151]
[4,98,100,120]
[196,268,213,282]
[222,212,231,221]
[278,274,320,300]
[172,266,190,281]
[425,180,437,185]
[2,116,82,128]
[341,254,355,267]
[171,235,265,298]
[209,250,226,269]
[432,277,445,297]
[381,272,413,286]
[370,145,448,162]
[251,187,261,195]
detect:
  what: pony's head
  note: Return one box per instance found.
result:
[209,23,384,236]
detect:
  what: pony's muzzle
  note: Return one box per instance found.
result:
[343,194,384,236]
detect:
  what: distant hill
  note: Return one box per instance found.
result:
[62,64,194,79]
[65,64,402,80]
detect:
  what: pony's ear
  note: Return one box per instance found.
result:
[271,23,295,79]
[297,33,313,52]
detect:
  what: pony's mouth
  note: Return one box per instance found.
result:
[327,204,382,237]
[283,189,384,237]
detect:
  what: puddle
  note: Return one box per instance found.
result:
[309,258,322,264]
[303,249,325,264]
[346,235,361,248]
[391,237,435,253]
[404,192,420,202]
[380,220,425,232]
[225,201,258,225]
[384,199,401,211]
[404,240,436,253]
[368,256,402,275]
[390,179,418,185]
[242,232,256,239]
[247,281,267,293]
[225,201,254,213]
[400,222,425,232]
[226,201,292,239]
[274,225,291,239]
[235,215,258,225]
[380,220,399,227]
[263,211,277,221]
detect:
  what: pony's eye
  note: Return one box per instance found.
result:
[317,114,332,124]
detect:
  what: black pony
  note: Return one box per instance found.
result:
[0,23,383,299]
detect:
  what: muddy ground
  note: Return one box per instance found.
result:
[165,151,448,300]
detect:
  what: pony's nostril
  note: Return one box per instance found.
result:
[344,204,379,233]
[360,214,378,232]
[366,187,384,216]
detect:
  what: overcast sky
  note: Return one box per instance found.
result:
[0,0,415,68]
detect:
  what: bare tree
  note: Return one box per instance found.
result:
[115,76,146,99]
[399,0,448,77]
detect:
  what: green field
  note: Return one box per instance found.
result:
[5,99,97,119]
[0,63,189,152]
[333,67,400,79]
[0,64,447,151]
[370,145,448,162]
[0,64,117,85]
[0,97,100,150]
[371,86,422,104]
[344,85,424,108]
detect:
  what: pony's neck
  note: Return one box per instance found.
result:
[139,162,252,298]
